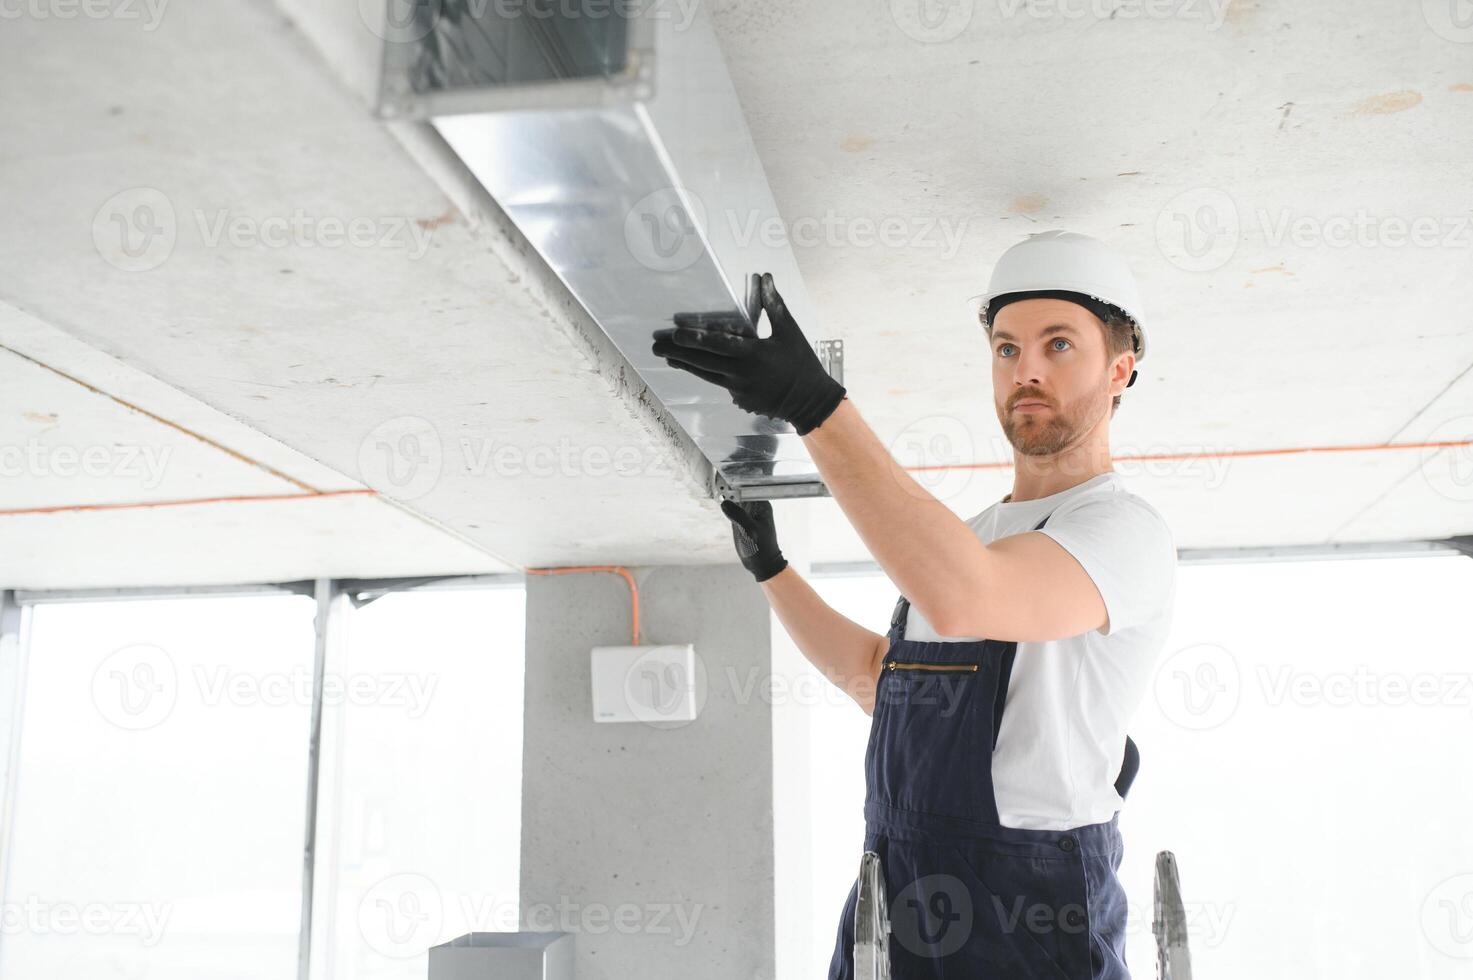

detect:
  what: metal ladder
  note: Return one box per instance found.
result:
[1153,850,1193,980]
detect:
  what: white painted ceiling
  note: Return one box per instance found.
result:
[2,0,1471,589]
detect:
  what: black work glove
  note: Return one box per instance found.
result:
[720,498,788,583]
[651,273,847,436]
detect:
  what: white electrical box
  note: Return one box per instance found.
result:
[590,643,699,724]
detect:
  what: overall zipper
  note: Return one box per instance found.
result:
[885,661,979,673]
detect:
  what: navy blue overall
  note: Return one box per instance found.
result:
[827,511,1132,980]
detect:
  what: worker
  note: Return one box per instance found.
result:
[651,230,1177,979]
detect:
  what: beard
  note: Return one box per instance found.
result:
[999,381,1110,457]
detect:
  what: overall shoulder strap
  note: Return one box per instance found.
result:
[889,593,909,635]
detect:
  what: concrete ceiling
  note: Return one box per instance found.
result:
[2,0,1470,589]
[706,0,1473,551]
[0,299,504,588]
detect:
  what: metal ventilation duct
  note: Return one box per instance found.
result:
[374,0,836,501]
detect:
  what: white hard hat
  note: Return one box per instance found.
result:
[972,230,1148,384]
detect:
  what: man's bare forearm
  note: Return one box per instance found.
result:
[759,565,885,714]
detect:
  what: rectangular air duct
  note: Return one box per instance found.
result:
[373,0,836,501]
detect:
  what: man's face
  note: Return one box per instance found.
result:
[990,298,1117,457]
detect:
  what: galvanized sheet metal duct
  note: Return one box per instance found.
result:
[376,0,834,501]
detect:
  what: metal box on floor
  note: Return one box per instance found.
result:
[427,932,573,980]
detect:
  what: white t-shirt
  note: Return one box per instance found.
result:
[901,471,1178,831]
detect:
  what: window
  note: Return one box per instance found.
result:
[0,582,526,980]
[312,586,524,980]
[3,594,315,980]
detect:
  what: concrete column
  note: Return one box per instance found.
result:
[521,559,784,979]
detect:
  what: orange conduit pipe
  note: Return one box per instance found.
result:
[4,437,1470,517]
[901,436,1473,473]
[523,565,640,645]
[5,433,1467,515]
[0,489,375,517]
